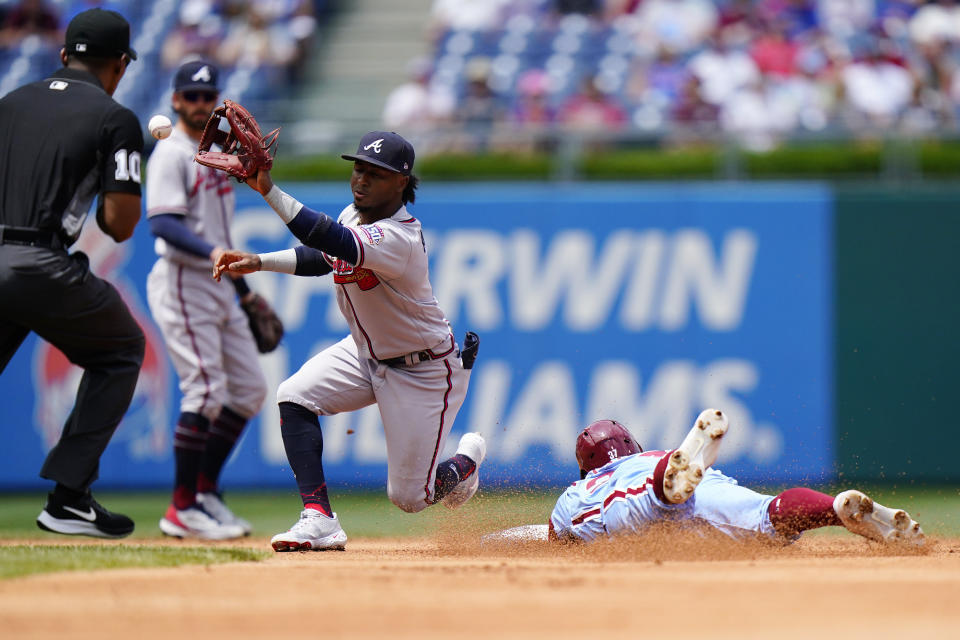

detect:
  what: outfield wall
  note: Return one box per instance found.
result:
[834,186,960,482]
[1,182,952,490]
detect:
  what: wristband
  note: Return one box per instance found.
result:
[259,249,298,274]
[264,185,303,224]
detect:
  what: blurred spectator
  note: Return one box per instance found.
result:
[161,0,223,69]
[510,69,557,125]
[632,0,719,55]
[451,56,506,150]
[688,28,761,105]
[772,44,840,131]
[749,19,800,77]
[284,0,319,83]
[840,40,914,128]
[553,0,604,17]
[906,37,954,105]
[670,73,721,135]
[908,0,960,46]
[558,74,628,131]
[763,0,819,38]
[817,0,877,39]
[382,57,456,130]
[721,75,800,149]
[429,0,511,44]
[217,3,297,69]
[0,0,58,49]
[898,78,943,135]
[502,68,558,152]
[626,47,688,106]
[716,0,758,47]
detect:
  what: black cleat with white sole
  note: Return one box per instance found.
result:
[36,491,135,539]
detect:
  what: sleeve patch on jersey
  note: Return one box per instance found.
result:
[360,224,385,246]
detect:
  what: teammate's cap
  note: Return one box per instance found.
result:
[173,60,219,92]
[341,131,415,176]
[65,8,137,61]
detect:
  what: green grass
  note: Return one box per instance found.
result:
[0,489,558,540]
[0,485,957,578]
[2,486,958,539]
[0,545,267,579]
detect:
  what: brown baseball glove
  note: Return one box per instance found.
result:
[194,99,280,181]
[241,293,284,353]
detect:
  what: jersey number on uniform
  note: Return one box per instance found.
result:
[114,149,142,183]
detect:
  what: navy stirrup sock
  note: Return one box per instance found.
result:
[173,412,209,509]
[278,401,332,516]
[433,454,476,502]
[198,406,248,494]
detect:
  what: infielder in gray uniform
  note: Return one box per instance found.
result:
[214,131,484,551]
[145,61,268,540]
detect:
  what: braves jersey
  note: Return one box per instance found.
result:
[323,203,452,360]
[146,127,234,269]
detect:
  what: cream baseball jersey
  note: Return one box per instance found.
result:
[146,127,234,267]
[325,203,453,360]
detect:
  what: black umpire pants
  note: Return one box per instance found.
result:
[0,245,145,492]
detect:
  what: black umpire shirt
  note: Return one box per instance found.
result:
[0,67,142,245]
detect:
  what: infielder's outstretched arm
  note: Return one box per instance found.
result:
[213,246,332,280]
[246,168,358,264]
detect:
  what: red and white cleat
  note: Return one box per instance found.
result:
[159,504,246,540]
[270,509,347,552]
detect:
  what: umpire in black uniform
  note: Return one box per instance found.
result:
[0,9,145,538]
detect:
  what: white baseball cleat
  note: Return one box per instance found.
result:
[662,408,729,504]
[271,509,347,552]
[441,432,487,509]
[833,490,925,546]
[159,504,247,540]
[197,492,252,536]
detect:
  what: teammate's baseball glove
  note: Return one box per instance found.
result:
[194,99,280,181]
[241,293,284,353]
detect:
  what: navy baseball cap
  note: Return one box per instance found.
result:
[65,8,137,61]
[173,60,219,92]
[341,131,415,175]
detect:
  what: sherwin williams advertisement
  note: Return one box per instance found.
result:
[2,183,832,488]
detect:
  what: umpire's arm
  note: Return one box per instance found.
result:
[97,192,140,242]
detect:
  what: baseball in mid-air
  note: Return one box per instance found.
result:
[148,114,172,140]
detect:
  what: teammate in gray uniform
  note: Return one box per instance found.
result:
[548,411,925,547]
[145,61,267,540]
[214,131,484,551]
[0,9,143,539]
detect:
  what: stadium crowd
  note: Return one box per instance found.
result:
[0,0,326,111]
[384,0,960,150]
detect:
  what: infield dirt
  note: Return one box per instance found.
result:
[1,532,958,639]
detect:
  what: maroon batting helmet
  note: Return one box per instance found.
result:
[575,420,642,478]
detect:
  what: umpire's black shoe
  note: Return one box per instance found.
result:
[37,491,135,539]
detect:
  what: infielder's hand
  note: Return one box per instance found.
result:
[245,168,274,196]
[213,250,262,281]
